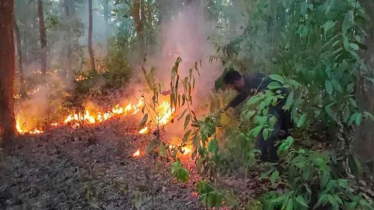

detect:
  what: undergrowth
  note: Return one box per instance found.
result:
[138,0,374,209]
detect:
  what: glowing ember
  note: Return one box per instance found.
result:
[133,150,140,157]
[181,146,192,155]
[168,145,192,156]
[139,127,149,134]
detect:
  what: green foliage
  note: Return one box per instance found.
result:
[197,180,223,209]
[102,43,132,89]
[171,160,189,182]
[204,0,374,209]
[262,148,374,210]
[74,42,132,96]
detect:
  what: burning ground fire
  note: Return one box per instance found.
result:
[16,97,191,156]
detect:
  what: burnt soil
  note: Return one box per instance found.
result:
[0,117,204,210]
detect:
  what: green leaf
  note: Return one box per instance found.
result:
[184,114,191,129]
[243,110,256,121]
[208,138,219,154]
[247,95,262,106]
[286,198,294,210]
[325,104,336,121]
[251,126,263,138]
[343,36,350,51]
[288,79,301,87]
[295,195,308,208]
[349,113,358,125]
[283,91,294,110]
[269,74,285,84]
[263,128,270,140]
[331,80,343,93]
[328,194,338,210]
[365,76,374,85]
[342,10,354,33]
[349,98,357,108]
[137,114,148,131]
[177,109,187,121]
[349,43,359,50]
[355,113,362,126]
[300,2,308,16]
[343,105,350,123]
[270,170,279,186]
[322,21,336,35]
[364,111,374,121]
[158,143,167,157]
[297,113,307,128]
[267,81,282,90]
[325,80,333,95]
[171,160,189,182]
[146,138,158,154]
[182,130,192,143]
[271,194,287,204]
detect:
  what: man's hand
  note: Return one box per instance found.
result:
[218,108,226,114]
[213,108,226,116]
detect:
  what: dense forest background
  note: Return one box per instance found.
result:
[1,0,374,209]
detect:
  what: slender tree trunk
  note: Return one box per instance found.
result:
[88,0,95,71]
[14,21,26,97]
[133,0,144,58]
[146,0,153,53]
[63,0,72,81]
[37,0,47,75]
[140,0,146,54]
[0,0,17,146]
[103,1,110,27]
[103,1,111,51]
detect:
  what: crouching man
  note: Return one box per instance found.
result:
[221,68,292,163]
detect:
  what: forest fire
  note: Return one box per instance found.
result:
[16,121,43,134]
[16,97,177,135]
[14,97,195,157]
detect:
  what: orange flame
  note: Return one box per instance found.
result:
[133,150,140,157]
[15,98,176,136]
[139,127,149,134]
[16,121,43,134]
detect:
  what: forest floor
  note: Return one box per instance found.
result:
[0,117,265,210]
[0,91,266,210]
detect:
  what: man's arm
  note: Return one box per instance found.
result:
[224,92,250,111]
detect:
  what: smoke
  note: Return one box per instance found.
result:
[77,0,114,57]
[132,1,224,141]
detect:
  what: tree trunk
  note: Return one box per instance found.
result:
[37,0,47,75]
[103,0,111,51]
[88,0,95,71]
[14,21,26,97]
[133,0,144,59]
[63,0,72,81]
[140,0,146,54]
[0,0,17,146]
[353,0,374,162]
[146,0,153,53]
[103,1,110,26]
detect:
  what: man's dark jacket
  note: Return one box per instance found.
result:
[226,73,278,110]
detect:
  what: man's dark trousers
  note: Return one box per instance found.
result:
[256,94,292,163]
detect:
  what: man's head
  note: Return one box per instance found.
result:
[224,68,245,92]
